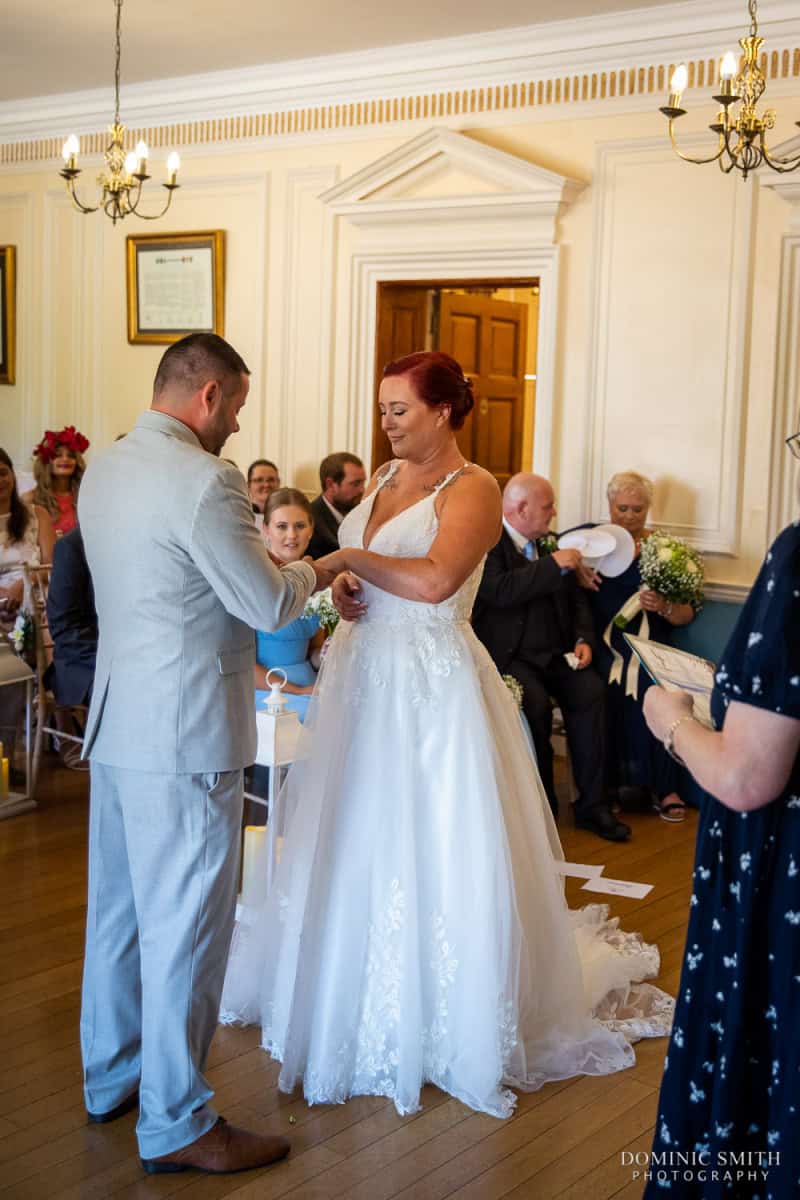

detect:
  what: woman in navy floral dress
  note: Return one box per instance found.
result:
[642,510,800,1198]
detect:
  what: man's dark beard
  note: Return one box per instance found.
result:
[334,496,359,514]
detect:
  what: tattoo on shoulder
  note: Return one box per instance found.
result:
[423,464,472,493]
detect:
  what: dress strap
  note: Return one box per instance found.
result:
[432,462,470,494]
[375,460,402,490]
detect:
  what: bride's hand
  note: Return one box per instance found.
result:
[332,571,367,622]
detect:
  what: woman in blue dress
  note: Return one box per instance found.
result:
[254,488,326,722]
[588,470,697,821]
[642,453,800,1197]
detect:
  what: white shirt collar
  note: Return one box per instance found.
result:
[322,495,344,525]
[502,517,529,554]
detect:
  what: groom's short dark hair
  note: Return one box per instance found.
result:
[153,333,250,400]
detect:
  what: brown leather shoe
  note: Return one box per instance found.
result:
[140,1118,290,1175]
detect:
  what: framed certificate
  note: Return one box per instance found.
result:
[0,246,16,384]
[126,231,225,344]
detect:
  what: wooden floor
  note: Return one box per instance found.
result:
[0,762,697,1200]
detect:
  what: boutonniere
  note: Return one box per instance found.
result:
[536,534,558,557]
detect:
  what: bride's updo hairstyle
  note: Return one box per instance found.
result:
[382,351,475,431]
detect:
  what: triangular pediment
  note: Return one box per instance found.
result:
[320,128,583,236]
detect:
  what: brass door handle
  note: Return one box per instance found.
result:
[479,398,489,416]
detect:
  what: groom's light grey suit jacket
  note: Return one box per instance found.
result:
[78,410,315,773]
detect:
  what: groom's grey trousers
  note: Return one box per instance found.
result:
[80,763,243,1159]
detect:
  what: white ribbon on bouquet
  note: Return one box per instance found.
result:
[603,591,649,699]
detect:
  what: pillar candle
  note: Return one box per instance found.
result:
[0,757,9,801]
[240,825,267,908]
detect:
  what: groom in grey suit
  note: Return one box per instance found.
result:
[78,334,332,1175]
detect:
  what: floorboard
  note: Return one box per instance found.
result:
[0,758,697,1199]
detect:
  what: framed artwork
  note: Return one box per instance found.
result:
[0,246,16,385]
[126,230,225,344]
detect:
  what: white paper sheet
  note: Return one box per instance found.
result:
[554,861,605,880]
[581,876,653,900]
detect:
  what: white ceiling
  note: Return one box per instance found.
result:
[2,0,688,103]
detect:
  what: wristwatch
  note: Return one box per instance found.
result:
[663,714,693,764]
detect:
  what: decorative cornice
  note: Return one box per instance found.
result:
[2,0,799,163]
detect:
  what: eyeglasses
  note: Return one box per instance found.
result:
[787,432,800,460]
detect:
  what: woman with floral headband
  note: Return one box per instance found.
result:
[24,426,89,537]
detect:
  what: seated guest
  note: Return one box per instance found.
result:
[247,459,280,516]
[44,526,97,770]
[25,426,89,537]
[0,449,55,769]
[307,452,366,558]
[45,526,97,706]
[588,470,696,822]
[254,489,326,723]
[472,472,630,842]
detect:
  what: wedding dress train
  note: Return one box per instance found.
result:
[221,464,673,1117]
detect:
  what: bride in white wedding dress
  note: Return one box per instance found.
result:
[221,350,673,1118]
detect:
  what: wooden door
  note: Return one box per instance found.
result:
[438,292,528,487]
[371,285,430,471]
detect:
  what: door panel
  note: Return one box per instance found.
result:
[372,285,429,471]
[439,292,528,487]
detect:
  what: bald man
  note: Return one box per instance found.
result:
[472,473,630,842]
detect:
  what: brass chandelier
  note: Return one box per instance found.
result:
[59,0,180,223]
[659,0,800,180]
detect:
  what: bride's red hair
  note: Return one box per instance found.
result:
[382,351,475,431]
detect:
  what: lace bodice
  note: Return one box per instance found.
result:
[338,461,484,625]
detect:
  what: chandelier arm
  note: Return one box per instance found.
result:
[64,178,100,215]
[760,140,800,174]
[667,121,727,166]
[126,189,177,221]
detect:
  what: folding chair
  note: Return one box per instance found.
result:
[25,564,87,794]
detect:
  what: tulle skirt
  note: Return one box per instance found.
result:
[221,616,673,1117]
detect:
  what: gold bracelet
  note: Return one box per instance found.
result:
[663,713,692,764]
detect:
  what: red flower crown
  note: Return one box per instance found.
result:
[33,425,90,465]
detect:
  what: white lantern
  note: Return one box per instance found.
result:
[254,668,302,767]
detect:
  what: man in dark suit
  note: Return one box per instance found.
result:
[473,473,630,842]
[307,452,366,559]
[46,526,97,708]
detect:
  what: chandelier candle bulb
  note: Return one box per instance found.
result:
[669,64,688,104]
[61,134,79,169]
[166,151,180,186]
[123,152,138,175]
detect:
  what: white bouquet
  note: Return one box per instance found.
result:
[614,532,704,630]
[8,610,33,659]
[502,674,524,708]
[303,587,340,638]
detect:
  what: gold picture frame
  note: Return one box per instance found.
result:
[0,246,16,385]
[126,230,225,344]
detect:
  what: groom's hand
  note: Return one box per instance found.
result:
[332,571,367,621]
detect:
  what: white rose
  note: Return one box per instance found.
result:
[686,560,699,574]
[658,547,672,562]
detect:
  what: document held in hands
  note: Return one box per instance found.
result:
[623,633,715,728]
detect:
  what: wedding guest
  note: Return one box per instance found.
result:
[472,473,629,841]
[44,526,97,770]
[255,489,325,722]
[641,436,800,1199]
[588,470,696,821]
[25,425,89,537]
[0,449,55,766]
[247,459,280,515]
[307,452,366,558]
